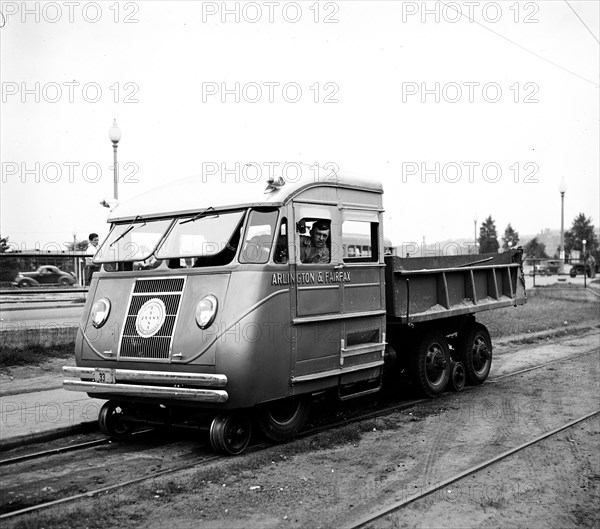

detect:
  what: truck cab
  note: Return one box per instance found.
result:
[64,168,387,453]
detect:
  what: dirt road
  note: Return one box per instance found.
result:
[4,329,598,529]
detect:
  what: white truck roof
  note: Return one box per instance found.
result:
[107,166,383,222]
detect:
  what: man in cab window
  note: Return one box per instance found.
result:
[300,220,330,264]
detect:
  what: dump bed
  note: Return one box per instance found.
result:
[384,249,526,323]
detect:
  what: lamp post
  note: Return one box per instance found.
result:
[108,119,122,200]
[72,229,78,285]
[583,239,587,287]
[473,215,478,255]
[559,178,567,270]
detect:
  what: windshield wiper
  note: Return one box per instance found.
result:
[110,216,146,247]
[180,207,219,225]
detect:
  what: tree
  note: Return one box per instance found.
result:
[0,235,9,253]
[0,235,19,281]
[524,237,548,259]
[502,224,519,250]
[478,216,499,253]
[65,240,90,252]
[563,213,598,256]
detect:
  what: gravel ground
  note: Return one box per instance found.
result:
[4,330,599,529]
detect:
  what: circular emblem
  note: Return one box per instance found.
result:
[135,298,166,337]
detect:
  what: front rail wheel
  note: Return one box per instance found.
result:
[209,413,252,456]
[98,401,133,440]
[410,332,451,397]
[457,323,492,385]
[256,397,310,443]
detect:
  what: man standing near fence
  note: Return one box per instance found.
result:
[85,233,100,286]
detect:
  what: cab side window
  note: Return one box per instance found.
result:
[342,220,378,263]
[274,218,288,264]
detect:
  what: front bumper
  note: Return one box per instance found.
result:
[63,366,228,403]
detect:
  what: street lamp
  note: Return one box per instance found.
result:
[558,178,567,266]
[582,239,587,287]
[108,119,122,200]
[473,215,478,254]
[72,229,78,285]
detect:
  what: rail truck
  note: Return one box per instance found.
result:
[63,169,527,455]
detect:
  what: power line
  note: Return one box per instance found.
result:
[439,0,599,88]
[564,0,600,45]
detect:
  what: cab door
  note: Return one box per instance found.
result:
[338,210,387,385]
[290,203,342,385]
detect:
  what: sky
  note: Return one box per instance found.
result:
[1,0,598,252]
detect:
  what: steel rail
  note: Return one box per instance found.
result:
[490,348,599,382]
[0,438,108,467]
[1,345,597,520]
[0,455,222,520]
[0,429,153,467]
[342,409,600,529]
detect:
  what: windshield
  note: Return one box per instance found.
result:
[156,210,245,259]
[94,219,173,263]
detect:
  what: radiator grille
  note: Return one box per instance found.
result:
[119,277,185,361]
[133,278,185,294]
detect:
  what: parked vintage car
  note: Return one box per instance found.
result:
[14,266,76,287]
[545,259,563,274]
[532,261,550,275]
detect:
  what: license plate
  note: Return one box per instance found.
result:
[93,368,116,384]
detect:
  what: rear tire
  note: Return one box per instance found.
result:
[256,397,310,443]
[457,323,492,385]
[410,332,451,397]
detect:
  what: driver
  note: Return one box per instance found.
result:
[300,220,330,264]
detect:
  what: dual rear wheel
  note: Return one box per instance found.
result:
[409,323,492,397]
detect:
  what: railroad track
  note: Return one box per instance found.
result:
[1,346,597,522]
[341,409,600,529]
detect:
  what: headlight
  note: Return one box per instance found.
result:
[91,298,111,328]
[195,295,218,329]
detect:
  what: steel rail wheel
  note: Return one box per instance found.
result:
[209,413,252,455]
[457,323,493,385]
[410,332,451,397]
[256,397,311,443]
[98,401,133,440]
[450,361,466,391]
